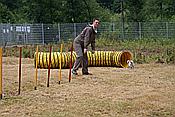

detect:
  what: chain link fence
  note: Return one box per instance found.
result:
[0,22,175,46]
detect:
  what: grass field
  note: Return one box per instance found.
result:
[0,57,175,117]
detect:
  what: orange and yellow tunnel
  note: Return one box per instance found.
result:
[34,51,132,69]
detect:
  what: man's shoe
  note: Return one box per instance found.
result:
[83,72,92,75]
[72,69,78,75]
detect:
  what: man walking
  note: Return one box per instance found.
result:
[72,18,100,75]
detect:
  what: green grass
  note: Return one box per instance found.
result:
[96,38,175,64]
[3,38,175,64]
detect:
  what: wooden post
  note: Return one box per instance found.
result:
[18,47,22,95]
[69,43,73,82]
[0,48,2,99]
[34,46,38,90]
[47,46,52,87]
[59,44,63,84]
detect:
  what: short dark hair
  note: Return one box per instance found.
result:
[93,18,100,22]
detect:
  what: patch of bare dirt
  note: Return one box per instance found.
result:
[0,57,175,117]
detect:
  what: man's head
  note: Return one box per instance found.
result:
[92,18,100,29]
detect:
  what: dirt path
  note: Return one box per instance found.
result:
[0,57,175,117]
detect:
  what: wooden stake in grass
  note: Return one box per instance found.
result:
[47,45,52,87]
[18,47,22,95]
[59,44,63,84]
[69,43,73,82]
[0,48,2,99]
[34,46,38,90]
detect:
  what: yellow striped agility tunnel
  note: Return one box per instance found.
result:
[34,51,132,69]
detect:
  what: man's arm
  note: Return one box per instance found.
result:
[84,27,92,49]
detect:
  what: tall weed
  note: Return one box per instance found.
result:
[96,38,175,64]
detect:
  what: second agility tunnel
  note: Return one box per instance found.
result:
[34,51,132,69]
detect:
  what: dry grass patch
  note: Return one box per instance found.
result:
[0,57,175,117]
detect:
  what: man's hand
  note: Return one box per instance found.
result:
[84,48,87,53]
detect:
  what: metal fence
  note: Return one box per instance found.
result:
[0,22,175,46]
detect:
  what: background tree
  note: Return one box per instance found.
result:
[1,0,175,23]
[125,0,145,22]
[144,0,175,21]
[0,3,12,23]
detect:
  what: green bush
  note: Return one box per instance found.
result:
[96,38,175,64]
[22,48,31,58]
[98,31,119,40]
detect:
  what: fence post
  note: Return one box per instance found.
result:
[42,23,45,45]
[58,23,61,42]
[139,22,142,39]
[74,23,76,38]
[2,24,5,46]
[166,22,169,39]
[24,23,28,44]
